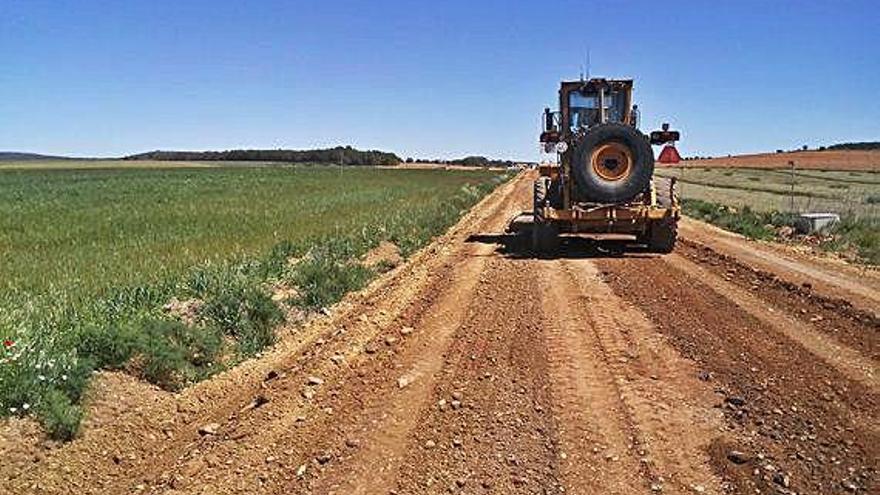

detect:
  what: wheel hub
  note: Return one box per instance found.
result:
[590,142,633,182]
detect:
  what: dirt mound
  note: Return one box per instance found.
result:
[361,241,403,271]
[162,297,205,326]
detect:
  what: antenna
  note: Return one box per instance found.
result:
[586,48,591,80]
[580,47,590,81]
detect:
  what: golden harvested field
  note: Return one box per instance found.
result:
[682,149,880,171]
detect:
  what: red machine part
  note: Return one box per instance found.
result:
[658,144,682,164]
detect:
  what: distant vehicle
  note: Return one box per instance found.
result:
[512,78,681,253]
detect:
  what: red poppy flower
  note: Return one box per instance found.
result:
[2,340,13,348]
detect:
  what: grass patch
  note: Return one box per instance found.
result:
[820,216,880,265]
[672,176,837,199]
[291,244,374,309]
[682,199,796,240]
[683,199,879,265]
[0,165,510,439]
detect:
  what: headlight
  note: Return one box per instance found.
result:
[555,141,569,153]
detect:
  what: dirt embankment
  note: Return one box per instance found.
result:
[1,172,877,495]
[678,149,880,171]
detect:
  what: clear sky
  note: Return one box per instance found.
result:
[2,0,878,160]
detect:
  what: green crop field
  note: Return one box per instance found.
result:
[0,159,298,171]
[0,161,508,438]
[655,166,880,217]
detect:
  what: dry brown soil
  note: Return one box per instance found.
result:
[1,172,877,495]
[680,150,880,171]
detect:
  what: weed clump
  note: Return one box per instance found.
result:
[683,199,878,265]
[682,199,796,240]
[37,389,83,441]
[202,284,282,358]
[292,250,373,309]
[821,216,879,265]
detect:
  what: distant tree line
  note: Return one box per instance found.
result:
[405,155,520,167]
[124,146,401,166]
[826,142,880,151]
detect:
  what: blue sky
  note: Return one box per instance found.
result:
[2,0,878,160]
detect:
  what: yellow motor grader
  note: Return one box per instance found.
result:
[513,78,681,253]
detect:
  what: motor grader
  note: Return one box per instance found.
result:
[513,78,681,253]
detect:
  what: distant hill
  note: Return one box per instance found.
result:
[0,151,75,161]
[125,146,400,166]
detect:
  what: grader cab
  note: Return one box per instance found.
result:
[519,78,681,253]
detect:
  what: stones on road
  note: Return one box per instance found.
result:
[198,423,220,436]
[726,450,749,464]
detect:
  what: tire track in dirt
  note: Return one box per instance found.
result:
[269,253,492,495]
[678,240,880,361]
[678,218,880,315]
[597,255,879,494]
[146,254,484,494]
[665,252,878,390]
[540,259,724,494]
[391,256,563,494]
[539,260,652,494]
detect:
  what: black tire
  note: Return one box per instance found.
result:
[654,178,674,207]
[532,177,559,253]
[573,123,654,203]
[647,218,677,253]
[533,177,550,221]
[532,222,560,253]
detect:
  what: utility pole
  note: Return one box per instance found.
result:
[788,160,796,213]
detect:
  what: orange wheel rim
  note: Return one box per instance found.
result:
[590,142,633,181]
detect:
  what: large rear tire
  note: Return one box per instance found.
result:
[573,123,654,203]
[532,177,560,253]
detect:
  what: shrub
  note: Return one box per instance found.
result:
[290,246,373,310]
[137,320,189,389]
[37,389,83,441]
[200,278,283,358]
[135,319,226,389]
[682,199,796,240]
[76,321,140,369]
[0,332,92,441]
[824,216,880,265]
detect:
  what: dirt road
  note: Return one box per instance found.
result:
[2,173,877,495]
